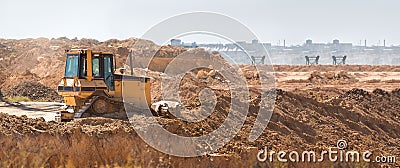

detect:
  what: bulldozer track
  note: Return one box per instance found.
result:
[74,96,99,118]
[71,94,126,120]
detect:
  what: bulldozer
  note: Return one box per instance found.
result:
[56,49,151,121]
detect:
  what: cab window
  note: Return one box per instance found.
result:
[65,55,79,77]
[92,58,100,77]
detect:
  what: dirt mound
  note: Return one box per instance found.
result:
[2,81,62,102]
[0,113,271,168]
[0,38,194,90]
[1,87,399,167]
[308,70,358,84]
[133,48,226,72]
[154,45,188,58]
[0,113,51,135]
[0,70,6,85]
[1,37,399,167]
[0,113,132,135]
[2,37,398,91]
[292,87,345,102]
[1,86,400,167]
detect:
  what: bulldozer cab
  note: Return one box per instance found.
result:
[64,49,115,90]
[57,49,152,122]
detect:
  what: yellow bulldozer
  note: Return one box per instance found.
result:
[56,49,152,121]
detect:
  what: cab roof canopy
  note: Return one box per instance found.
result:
[65,49,113,55]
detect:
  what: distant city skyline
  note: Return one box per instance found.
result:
[173,38,396,47]
[180,38,400,65]
[1,0,400,45]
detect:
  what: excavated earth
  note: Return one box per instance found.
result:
[0,38,399,167]
[0,86,399,167]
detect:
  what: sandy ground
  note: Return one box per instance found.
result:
[0,65,399,167]
[1,38,399,167]
[0,101,62,121]
[277,71,400,91]
[1,69,399,121]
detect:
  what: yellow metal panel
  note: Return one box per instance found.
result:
[114,81,122,98]
[79,79,107,88]
[122,80,151,108]
[58,92,79,97]
[64,96,77,106]
[92,51,113,55]
[145,80,151,105]
[78,92,93,98]
[64,96,86,107]
[86,49,93,81]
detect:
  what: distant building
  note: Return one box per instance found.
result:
[333,39,340,45]
[170,39,182,46]
[330,39,352,53]
[306,39,313,45]
[192,38,400,65]
[182,42,198,48]
[252,39,259,44]
[236,41,246,46]
[262,43,272,50]
[170,39,198,48]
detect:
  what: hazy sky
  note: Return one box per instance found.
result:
[1,0,399,45]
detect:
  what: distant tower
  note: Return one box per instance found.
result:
[306,39,313,45]
[384,39,386,47]
[283,40,286,48]
[365,39,367,47]
[333,39,340,45]
[171,39,182,46]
